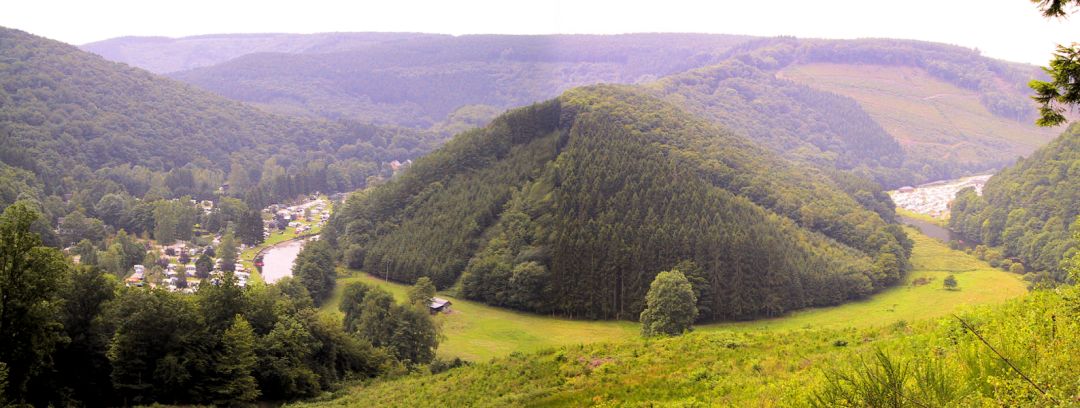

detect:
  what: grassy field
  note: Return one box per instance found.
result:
[324,273,639,361]
[328,227,1026,362]
[780,63,1057,166]
[294,285,1073,408]
[895,207,947,227]
[705,227,1026,332]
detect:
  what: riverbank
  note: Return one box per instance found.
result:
[239,196,332,284]
[889,174,991,218]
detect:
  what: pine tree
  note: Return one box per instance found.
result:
[219,229,238,273]
[195,253,213,279]
[237,209,264,246]
[293,240,336,306]
[210,315,260,405]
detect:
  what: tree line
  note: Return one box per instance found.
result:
[950,123,1080,281]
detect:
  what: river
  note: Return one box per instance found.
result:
[889,174,990,248]
[260,239,308,284]
[897,215,972,248]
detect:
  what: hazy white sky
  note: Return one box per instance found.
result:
[2,0,1077,65]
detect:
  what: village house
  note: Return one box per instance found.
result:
[429,297,452,314]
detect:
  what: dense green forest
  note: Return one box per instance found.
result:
[949,123,1080,279]
[0,27,443,246]
[327,85,911,321]
[0,203,442,406]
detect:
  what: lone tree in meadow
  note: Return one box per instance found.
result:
[943,274,958,291]
[640,270,698,337]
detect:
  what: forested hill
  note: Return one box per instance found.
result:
[0,27,441,214]
[81,32,442,74]
[949,123,1080,277]
[326,85,912,321]
[165,34,753,129]
[648,38,1058,187]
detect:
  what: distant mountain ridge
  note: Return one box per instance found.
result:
[86,33,1055,186]
[647,37,1059,186]
[81,32,443,73]
[163,33,754,128]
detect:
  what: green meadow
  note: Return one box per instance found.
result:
[324,226,1026,362]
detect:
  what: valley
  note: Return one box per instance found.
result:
[0,6,1078,405]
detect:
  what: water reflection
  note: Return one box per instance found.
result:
[260,239,308,284]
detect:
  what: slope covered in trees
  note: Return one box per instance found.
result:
[648,38,1057,187]
[142,35,1052,186]
[165,34,753,129]
[327,85,911,321]
[0,27,441,234]
[949,123,1080,277]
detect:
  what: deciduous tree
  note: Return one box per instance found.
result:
[640,270,698,337]
[0,204,69,403]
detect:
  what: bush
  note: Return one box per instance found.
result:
[1009,262,1025,274]
[943,274,958,290]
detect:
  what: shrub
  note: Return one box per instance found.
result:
[1009,263,1025,274]
[943,275,958,290]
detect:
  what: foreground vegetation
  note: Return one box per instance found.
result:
[296,236,1078,407]
[0,204,441,406]
[323,226,1024,362]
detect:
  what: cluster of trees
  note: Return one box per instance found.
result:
[0,203,441,406]
[339,279,441,366]
[0,27,442,253]
[293,239,338,306]
[329,87,912,321]
[949,123,1080,280]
